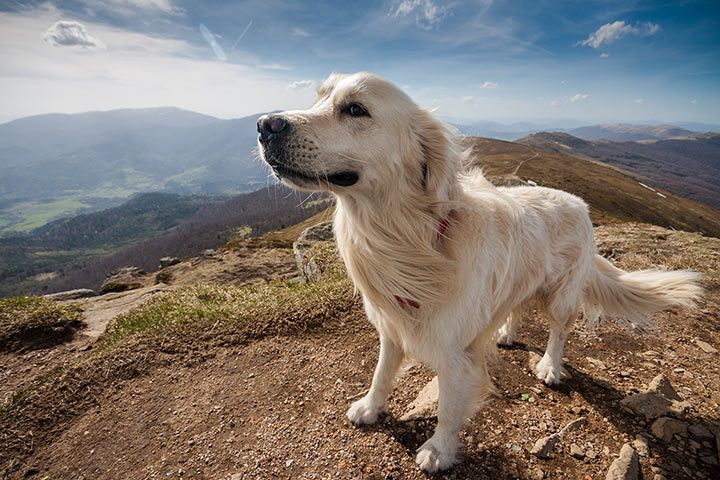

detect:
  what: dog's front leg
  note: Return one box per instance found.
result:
[347,331,403,425]
[416,352,487,472]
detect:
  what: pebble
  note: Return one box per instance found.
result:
[688,424,714,440]
[632,434,649,456]
[695,339,718,354]
[570,443,585,459]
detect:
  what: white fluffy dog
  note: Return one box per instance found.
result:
[256,72,702,472]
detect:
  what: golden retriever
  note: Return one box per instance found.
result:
[256,72,702,472]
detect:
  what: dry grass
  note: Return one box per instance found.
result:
[0,297,84,352]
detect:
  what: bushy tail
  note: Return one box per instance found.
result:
[583,254,703,331]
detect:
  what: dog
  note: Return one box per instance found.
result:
[256,72,703,472]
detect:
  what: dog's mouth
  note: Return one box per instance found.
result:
[272,164,359,187]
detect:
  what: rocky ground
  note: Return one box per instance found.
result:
[1,222,719,480]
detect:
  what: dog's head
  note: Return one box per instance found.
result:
[257,72,460,201]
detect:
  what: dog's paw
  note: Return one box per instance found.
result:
[496,325,515,346]
[415,436,459,472]
[534,354,562,385]
[347,395,385,425]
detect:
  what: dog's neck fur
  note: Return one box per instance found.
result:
[333,163,463,322]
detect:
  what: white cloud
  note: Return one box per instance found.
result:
[600,52,609,58]
[569,93,589,103]
[43,21,105,49]
[634,98,644,103]
[691,99,698,104]
[287,79,315,90]
[579,21,660,49]
[480,81,498,89]
[461,95,476,103]
[390,0,449,29]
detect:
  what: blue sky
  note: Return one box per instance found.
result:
[0,0,718,124]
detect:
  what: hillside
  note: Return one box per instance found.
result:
[0,108,265,235]
[0,188,330,297]
[463,136,720,237]
[0,217,718,479]
[518,132,720,208]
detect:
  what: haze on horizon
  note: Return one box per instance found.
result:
[0,0,718,125]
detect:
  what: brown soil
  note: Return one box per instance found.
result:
[2,223,719,480]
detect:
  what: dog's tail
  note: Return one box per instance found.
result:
[582,254,703,331]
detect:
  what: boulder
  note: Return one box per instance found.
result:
[651,417,688,442]
[159,256,180,269]
[293,222,335,283]
[44,288,95,301]
[605,443,639,480]
[400,376,439,421]
[619,374,688,419]
[100,267,145,294]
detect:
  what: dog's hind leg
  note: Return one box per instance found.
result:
[416,346,490,472]
[497,309,522,346]
[347,331,404,425]
[535,289,581,385]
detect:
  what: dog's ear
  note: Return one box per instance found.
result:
[414,109,460,202]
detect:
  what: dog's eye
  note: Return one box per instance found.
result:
[343,103,369,118]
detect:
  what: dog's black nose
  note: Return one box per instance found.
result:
[257,114,288,141]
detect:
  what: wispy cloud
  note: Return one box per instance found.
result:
[569,93,589,103]
[389,0,450,29]
[291,27,311,37]
[579,21,660,49]
[287,79,315,90]
[634,98,644,103]
[258,63,292,71]
[480,81,498,89]
[81,0,183,17]
[600,52,609,58]
[43,21,105,49]
[461,95,476,103]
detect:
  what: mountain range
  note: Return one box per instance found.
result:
[0,108,264,234]
[1,107,718,237]
[519,131,720,207]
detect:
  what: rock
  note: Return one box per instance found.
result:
[695,339,717,354]
[688,424,714,441]
[400,376,438,421]
[531,466,545,479]
[100,267,145,294]
[293,221,335,283]
[619,374,688,419]
[605,443,639,480]
[647,374,682,401]
[632,434,649,456]
[586,357,607,370]
[559,417,587,435]
[44,288,95,301]
[570,443,585,459]
[530,417,586,458]
[700,455,719,466]
[201,249,216,257]
[651,417,688,442]
[586,449,597,459]
[159,256,180,269]
[530,433,561,459]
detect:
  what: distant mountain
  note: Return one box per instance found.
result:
[0,107,265,235]
[567,124,695,142]
[518,131,720,207]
